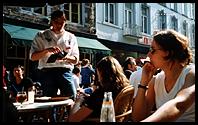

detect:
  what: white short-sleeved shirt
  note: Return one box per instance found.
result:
[29,29,79,69]
[129,69,142,98]
[72,74,80,90]
[154,64,195,122]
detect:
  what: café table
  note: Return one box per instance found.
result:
[13,97,74,122]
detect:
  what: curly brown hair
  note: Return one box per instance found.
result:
[153,29,192,65]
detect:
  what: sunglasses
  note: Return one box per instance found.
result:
[149,48,163,54]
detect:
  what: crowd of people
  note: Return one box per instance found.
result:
[2,9,195,122]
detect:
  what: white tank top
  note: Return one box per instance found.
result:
[154,64,195,122]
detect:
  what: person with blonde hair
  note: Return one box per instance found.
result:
[132,29,195,122]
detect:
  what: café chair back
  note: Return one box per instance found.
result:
[114,85,134,122]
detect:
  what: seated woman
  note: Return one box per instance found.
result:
[9,65,34,102]
[132,29,195,122]
[68,56,133,122]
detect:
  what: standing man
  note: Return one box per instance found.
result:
[29,10,79,99]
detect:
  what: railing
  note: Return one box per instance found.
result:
[122,23,142,38]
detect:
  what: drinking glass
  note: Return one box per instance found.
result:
[16,91,27,107]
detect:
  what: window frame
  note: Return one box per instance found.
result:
[64,3,82,24]
[124,3,135,28]
[182,20,188,36]
[158,10,167,30]
[20,7,45,16]
[104,3,118,25]
[171,16,178,31]
[141,4,150,34]
[191,24,195,48]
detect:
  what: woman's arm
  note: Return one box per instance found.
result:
[132,62,156,122]
[141,84,195,122]
[141,68,195,122]
[132,78,155,121]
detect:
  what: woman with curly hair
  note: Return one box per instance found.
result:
[132,29,195,122]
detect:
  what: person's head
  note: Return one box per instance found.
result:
[50,10,66,31]
[135,57,144,67]
[81,59,90,66]
[96,56,129,92]
[148,29,192,68]
[75,61,82,68]
[13,65,24,79]
[123,57,137,72]
[72,66,81,76]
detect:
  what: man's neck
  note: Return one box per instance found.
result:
[51,28,65,34]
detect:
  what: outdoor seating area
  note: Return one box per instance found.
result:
[2,2,195,123]
[13,97,74,122]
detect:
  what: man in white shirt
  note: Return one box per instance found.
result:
[29,10,79,99]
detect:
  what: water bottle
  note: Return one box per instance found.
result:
[100,92,115,122]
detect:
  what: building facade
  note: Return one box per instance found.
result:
[3,3,195,78]
[3,3,110,79]
[95,3,195,64]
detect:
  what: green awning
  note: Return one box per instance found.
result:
[76,37,111,54]
[3,23,40,46]
[3,23,111,54]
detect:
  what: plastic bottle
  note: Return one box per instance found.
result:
[100,92,115,122]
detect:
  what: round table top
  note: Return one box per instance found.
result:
[13,98,74,111]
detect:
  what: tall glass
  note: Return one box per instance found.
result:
[16,91,27,107]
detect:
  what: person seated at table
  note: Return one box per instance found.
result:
[68,56,133,122]
[77,82,98,97]
[132,29,195,122]
[72,66,81,91]
[72,64,97,96]
[9,65,34,102]
[122,56,137,79]
[2,64,18,122]
[2,86,18,122]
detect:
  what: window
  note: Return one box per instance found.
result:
[181,3,188,16]
[182,21,188,36]
[174,3,177,11]
[184,4,187,16]
[125,3,135,28]
[64,3,82,24]
[190,3,195,19]
[84,3,91,26]
[171,16,178,31]
[192,4,195,19]
[20,7,45,15]
[158,10,167,30]
[191,24,195,47]
[104,3,118,25]
[6,41,26,58]
[170,3,177,11]
[141,4,150,34]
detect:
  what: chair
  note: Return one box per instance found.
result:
[77,85,134,122]
[114,85,134,122]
